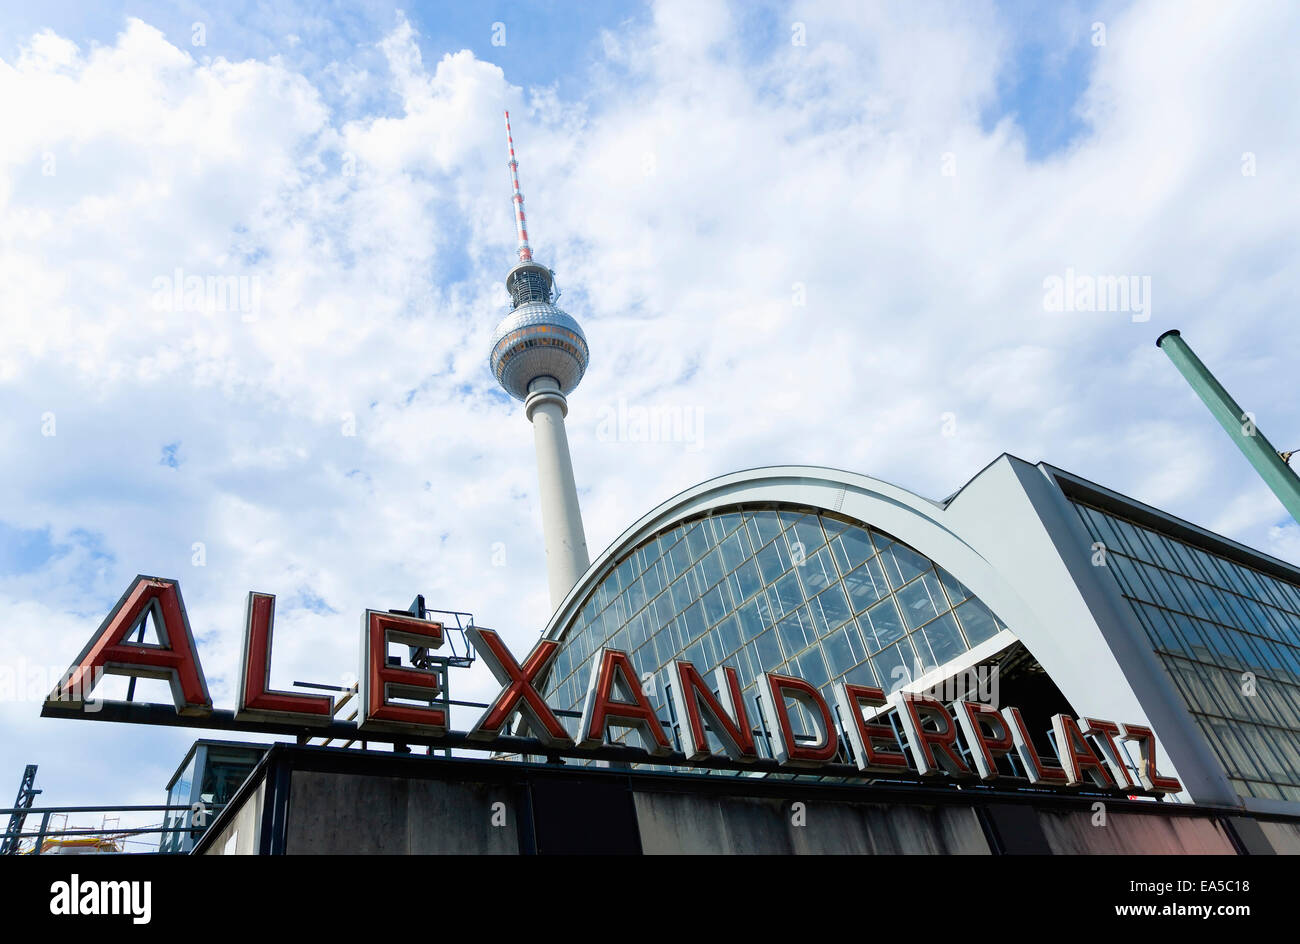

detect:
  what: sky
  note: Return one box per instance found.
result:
[1,0,1298,825]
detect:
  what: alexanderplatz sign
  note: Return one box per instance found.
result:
[42,576,1184,798]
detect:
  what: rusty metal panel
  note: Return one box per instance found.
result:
[1036,809,1237,854]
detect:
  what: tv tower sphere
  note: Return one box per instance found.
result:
[489,262,589,401]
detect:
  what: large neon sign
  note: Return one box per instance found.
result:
[43,575,1183,795]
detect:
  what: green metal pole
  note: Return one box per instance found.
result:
[1156,329,1300,523]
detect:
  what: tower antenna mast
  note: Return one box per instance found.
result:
[504,110,533,264]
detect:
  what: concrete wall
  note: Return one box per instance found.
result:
[204,780,264,856]
[284,771,519,855]
[195,746,1300,855]
[1257,819,1300,854]
[632,791,989,854]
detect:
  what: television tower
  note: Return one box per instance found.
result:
[489,111,592,609]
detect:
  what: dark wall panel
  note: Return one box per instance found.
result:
[633,790,990,854]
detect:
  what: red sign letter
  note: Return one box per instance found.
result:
[1119,723,1183,794]
[236,592,333,723]
[761,673,838,767]
[577,649,672,755]
[46,575,210,716]
[1002,706,1068,784]
[1052,714,1115,788]
[836,683,909,773]
[890,692,971,777]
[466,627,572,748]
[1082,717,1134,788]
[359,609,446,733]
[671,661,757,762]
[953,699,1015,781]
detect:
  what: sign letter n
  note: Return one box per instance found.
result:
[46,575,212,715]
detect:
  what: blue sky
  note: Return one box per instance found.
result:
[0,1,647,108]
[0,0,1105,167]
[1,0,1297,825]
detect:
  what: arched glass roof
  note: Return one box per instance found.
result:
[546,503,1009,751]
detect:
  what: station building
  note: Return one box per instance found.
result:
[536,458,1300,820]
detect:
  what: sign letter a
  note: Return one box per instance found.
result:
[46,575,212,715]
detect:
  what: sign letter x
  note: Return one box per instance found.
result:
[466,628,573,748]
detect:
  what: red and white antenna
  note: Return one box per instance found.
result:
[504,110,533,264]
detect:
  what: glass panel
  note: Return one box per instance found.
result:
[716,614,742,658]
[696,547,725,591]
[666,539,691,581]
[777,607,813,658]
[771,570,805,618]
[754,628,783,671]
[200,748,263,809]
[844,658,879,689]
[797,547,838,596]
[787,515,828,558]
[920,612,967,666]
[685,523,710,561]
[701,583,729,627]
[843,555,890,613]
[823,622,866,676]
[954,598,1000,647]
[896,570,945,631]
[730,559,764,604]
[755,537,791,585]
[749,511,783,548]
[829,526,875,574]
[893,542,933,584]
[862,597,906,652]
[872,639,918,692]
[642,561,663,598]
[808,584,853,636]
[681,601,707,642]
[627,575,647,614]
[719,530,748,573]
[711,512,744,542]
[908,630,938,675]
[798,647,830,689]
[736,598,766,641]
[936,567,971,606]
[664,576,689,616]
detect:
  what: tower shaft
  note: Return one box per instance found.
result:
[526,379,591,606]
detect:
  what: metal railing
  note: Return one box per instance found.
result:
[0,804,224,855]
